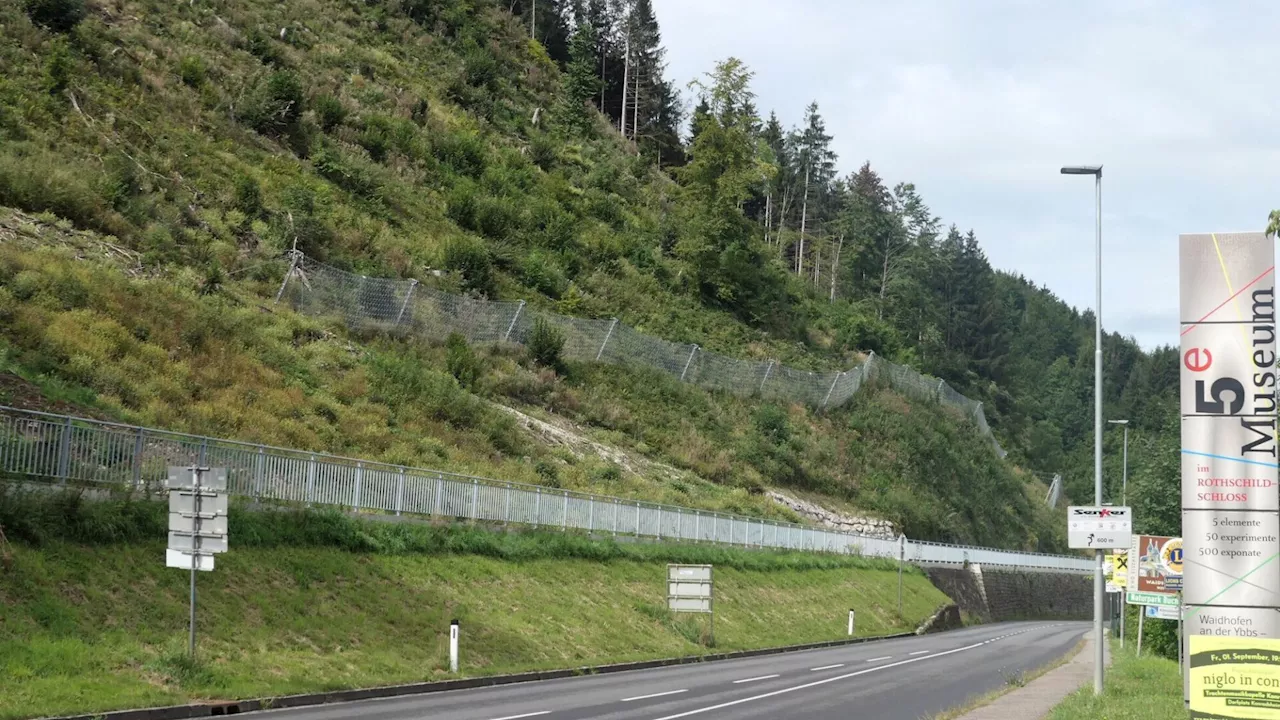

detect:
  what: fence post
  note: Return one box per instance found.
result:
[635,502,641,536]
[596,318,618,361]
[395,467,405,516]
[680,344,699,382]
[254,446,265,501]
[434,474,445,517]
[503,484,512,526]
[821,371,843,410]
[305,454,316,506]
[656,507,662,540]
[394,279,419,326]
[759,359,775,394]
[503,300,526,342]
[713,514,719,544]
[588,496,595,532]
[471,480,479,521]
[56,417,72,481]
[613,499,619,536]
[274,250,301,304]
[562,491,569,529]
[534,488,541,528]
[132,427,145,488]
[198,438,208,467]
[694,512,700,542]
[353,462,364,511]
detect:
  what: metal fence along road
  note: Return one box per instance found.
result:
[0,405,1090,572]
[277,253,1008,458]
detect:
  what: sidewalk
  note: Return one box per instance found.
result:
[955,630,1109,720]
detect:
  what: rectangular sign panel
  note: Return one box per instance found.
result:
[1147,605,1180,620]
[1129,591,1181,608]
[166,466,228,492]
[1182,230,1280,703]
[667,597,711,613]
[168,492,229,516]
[1067,506,1132,549]
[168,532,228,554]
[168,513,228,536]
[1189,636,1280,719]
[1128,534,1182,596]
[669,565,713,581]
[165,548,214,571]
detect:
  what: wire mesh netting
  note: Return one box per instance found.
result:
[280,253,1007,458]
[0,404,1089,571]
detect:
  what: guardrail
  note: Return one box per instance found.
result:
[0,405,1091,572]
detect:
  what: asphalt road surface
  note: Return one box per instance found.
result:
[248,621,1088,720]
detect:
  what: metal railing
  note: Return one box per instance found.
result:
[0,405,1090,572]
[278,253,1007,458]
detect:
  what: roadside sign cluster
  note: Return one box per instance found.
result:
[1125,534,1182,609]
[667,564,713,613]
[167,466,229,570]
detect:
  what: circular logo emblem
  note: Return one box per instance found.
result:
[1161,538,1183,576]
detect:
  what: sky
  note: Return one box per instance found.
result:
[650,0,1280,350]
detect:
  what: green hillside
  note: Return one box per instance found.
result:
[0,0,1182,550]
[0,495,948,720]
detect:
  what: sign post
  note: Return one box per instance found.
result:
[1180,231,1280,714]
[166,466,229,659]
[1112,550,1129,647]
[668,564,714,646]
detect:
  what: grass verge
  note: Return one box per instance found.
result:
[928,637,1086,720]
[1046,641,1184,720]
[0,491,948,720]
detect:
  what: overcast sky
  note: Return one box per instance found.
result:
[651,0,1280,351]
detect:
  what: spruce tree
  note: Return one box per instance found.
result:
[556,22,602,133]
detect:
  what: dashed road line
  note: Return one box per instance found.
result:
[908,650,930,656]
[621,689,688,702]
[733,674,780,684]
[865,656,893,662]
[809,663,844,671]
[487,712,550,720]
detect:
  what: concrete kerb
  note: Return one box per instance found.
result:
[40,630,922,720]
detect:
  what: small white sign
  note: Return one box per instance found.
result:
[1067,506,1132,549]
[1146,605,1180,620]
[166,548,215,571]
[667,564,713,614]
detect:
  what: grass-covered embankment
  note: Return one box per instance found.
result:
[1047,641,1185,720]
[0,490,949,720]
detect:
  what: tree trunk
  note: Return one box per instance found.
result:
[798,164,810,276]
[878,247,891,320]
[619,21,630,136]
[829,234,844,302]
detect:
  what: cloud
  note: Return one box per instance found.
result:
[652,0,1280,350]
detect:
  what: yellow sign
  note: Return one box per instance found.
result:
[1189,636,1280,719]
[1162,538,1183,576]
[1111,550,1128,588]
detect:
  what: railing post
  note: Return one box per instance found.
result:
[596,318,618,361]
[131,427,145,489]
[694,512,700,542]
[353,462,363,511]
[395,467,405,516]
[635,502,641,536]
[588,496,595,532]
[471,479,479,521]
[656,507,662,540]
[254,446,265,501]
[198,438,208,467]
[56,417,72,481]
[534,488,541,528]
[562,491,569,529]
[612,499,619,536]
[679,344,699,382]
[304,454,316,507]
[821,371,843,410]
[759,359,775,394]
[435,475,444,517]
[503,484,512,526]
[503,300,526,342]
[713,514,719,544]
[394,279,419,326]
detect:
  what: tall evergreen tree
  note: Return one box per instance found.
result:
[555,21,602,133]
[792,102,836,280]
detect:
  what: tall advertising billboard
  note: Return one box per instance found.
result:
[1180,231,1280,709]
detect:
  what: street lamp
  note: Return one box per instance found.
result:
[1108,419,1129,506]
[1062,163,1104,695]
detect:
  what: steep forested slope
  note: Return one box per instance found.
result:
[0,0,1177,550]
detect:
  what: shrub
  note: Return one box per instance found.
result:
[445,332,480,389]
[526,317,564,372]
[238,70,305,137]
[312,93,346,132]
[23,0,85,33]
[177,55,206,87]
[233,175,263,218]
[43,41,74,96]
[442,235,494,296]
[533,459,560,487]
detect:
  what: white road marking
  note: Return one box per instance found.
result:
[649,641,987,720]
[865,656,892,662]
[733,674,780,684]
[809,664,844,671]
[487,713,550,720]
[621,689,688,702]
[908,651,930,656]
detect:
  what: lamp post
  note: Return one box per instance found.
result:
[1062,163,1104,695]
[1108,419,1129,506]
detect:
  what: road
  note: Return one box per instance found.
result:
[248,621,1087,720]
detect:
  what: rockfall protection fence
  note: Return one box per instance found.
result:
[276,253,1007,458]
[0,405,1090,572]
